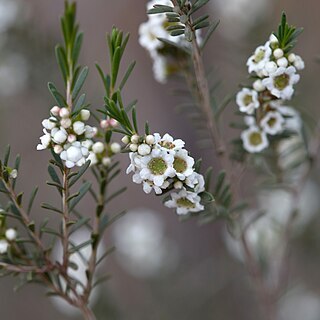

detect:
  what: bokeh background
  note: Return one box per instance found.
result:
[0,0,320,319]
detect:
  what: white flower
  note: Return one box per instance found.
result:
[80,109,90,121]
[293,55,305,70]
[173,149,194,180]
[236,88,260,115]
[139,148,175,187]
[126,152,142,174]
[262,66,300,100]
[154,133,185,152]
[110,142,121,154]
[241,127,269,153]
[264,61,278,75]
[247,42,272,74]
[142,180,170,195]
[5,228,17,241]
[164,189,204,215]
[0,239,8,254]
[138,143,151,156]
[277,105,302,132]
[92,142,104,154]
[152,53,168,83]
[60,142,89,168]
[84,125,97,139]
[42,118,56,130]
[52,128,68,144]
[87,151,98,166]
[73,121,85,135]
[81,139,93,149]
[37,131,51,150]
[260,111,285,135]
[185,172,205,193]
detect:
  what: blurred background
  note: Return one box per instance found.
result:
[0,0,320,319]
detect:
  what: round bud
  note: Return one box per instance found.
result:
[80,109,90,121]
[129,143,138,152]
[92,142,105,154]
[9,169,18,179]
[121,136,130,144]
[269,34,279,45]
[145,135,155,145]
[265,61,278,74]
[5,228,17,241]
[277,57,288,68]
[67,134,77,143]
[273,48,284,59]
[110,142,121,154]
[138,143,151,156]
[54,145,63,154]
[102,157,111,167]
[59,107,70,118]
[100,120,109,129]
[73,121,86,135]
[253,79,266,92]
[131,134,140,144]
[288,53,296,63]
[174,181,183,189]
[50,106,60,117]
[109,119,118,127]
[53,130,68,144]
[60,118,72,129]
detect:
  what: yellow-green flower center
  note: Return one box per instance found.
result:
[249,132,263,146]
[173,157,187,173]
[243,94,253,106]
[254,49,265,63]
[274,74,289,90]
[160,141,175,149]
[267,117,277,128]
[176,197,196,209]
[148,157,167,175]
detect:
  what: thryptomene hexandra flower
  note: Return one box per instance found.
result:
[247,41,272,75]
[241,127,269,153]
[260,111,285,135]
[236,88,260,115]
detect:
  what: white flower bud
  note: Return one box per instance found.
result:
[87,152,98,166]
[288,53,296,63]
[50,106,60,116]
[121,136,130,144]
[174,181,183,189]
[269,34,278,44]
[66,146,83,163]
[294,55,305,70]
[253,79,266,92]
[73,121,85,135]
[82,140,93,149]
[109,119,118,127]
[129,143,138,152]
[102,157,111,167]
[131,134,139,144]
[92,142,105,154]
[5,228,17,241]
[110,142,121,154]
[0,239,8,254]
[59,107,70,118]
[265,61,278,74]
[85,126,97,139]
[277,57,288,68]
[60,118,72,129]
[145,135,155,145]
[100,120,109,129]
[10,169,18,179]
[53,130,68,144]
[138,143,151,156]
[80,109,90,121]
[273,48,284,59]
[54,145,63,154]
[67,134,76,143]
[42,118,56,130]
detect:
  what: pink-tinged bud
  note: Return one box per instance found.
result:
[59,107,70,118]
[60,118,72,129]
[50,106,60,117]
[109,118,118,127]
[68,134,77,143]
[100,120,109,129]
[54,145,63,154]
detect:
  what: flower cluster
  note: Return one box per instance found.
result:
[236,34,304,153]
[139,0,197,83]
[86,118,121,167]
[124,132,206,215]
[37,106,97,168]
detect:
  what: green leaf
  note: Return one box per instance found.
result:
[72,66,88,99]
[72,93,86,115]
[69,181,91,211]
[69,160,90,187]
[3,145,10,167]
[69,239,93,254]
[48,82,66,107]
[119,61,136,90]
[55,45,68,84]
[27,187,38,215]
[69,217,91,235]
[41,203,63,215]
[111,47,121,88]
[200,20,220,50]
